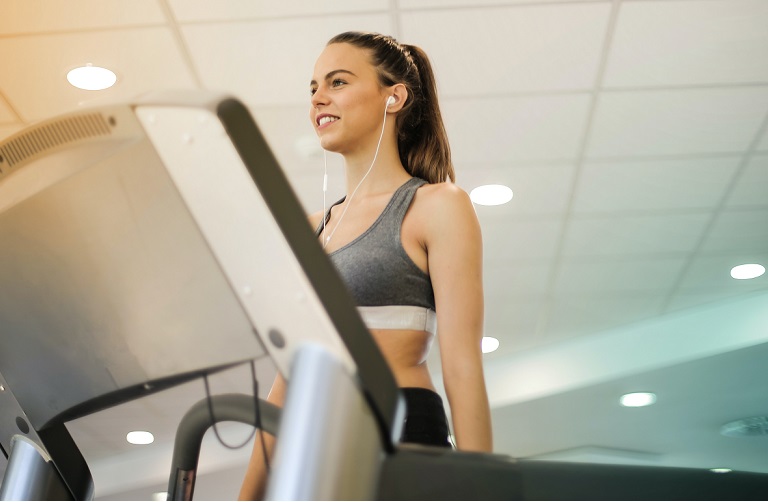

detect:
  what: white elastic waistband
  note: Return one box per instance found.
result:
[357,305,437,335]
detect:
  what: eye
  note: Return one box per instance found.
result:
[309,87,317,96]
[331,79,347,88]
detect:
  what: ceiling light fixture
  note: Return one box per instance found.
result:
[470,184,513,206]
[710,468,732,474]
[126,430,154,445]
[730,263,765,280]
[619,392,657,407]
[66,64,117,91]
[481,336,500,354]
[152,491,169,501]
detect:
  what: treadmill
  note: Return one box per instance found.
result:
[0,92,766,500]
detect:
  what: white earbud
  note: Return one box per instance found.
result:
[386,96,396,107]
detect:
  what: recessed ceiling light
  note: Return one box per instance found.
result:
[151,491,169,501]
[619,392,657,407]
[481,336,499,354]
[126,430,154,445]
[710,468,732,474]
[67,65,117,90]
[730,263,765,280]
[470,184,513,206]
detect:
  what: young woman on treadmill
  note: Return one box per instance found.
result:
[239,31,492,500]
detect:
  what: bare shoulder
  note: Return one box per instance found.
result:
[411,182,480,244]
[308,209,325,231]
[417,180,472,206]
[415,182,476,221]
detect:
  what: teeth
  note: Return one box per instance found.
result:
[318,116,338,126]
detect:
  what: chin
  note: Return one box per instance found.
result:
[319,137,342,153]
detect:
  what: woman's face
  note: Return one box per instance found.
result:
[309,43,390,155]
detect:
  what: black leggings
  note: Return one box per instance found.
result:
[399,387,452,448]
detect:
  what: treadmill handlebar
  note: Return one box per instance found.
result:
[167,393,280,501]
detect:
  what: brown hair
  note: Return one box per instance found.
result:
[327,32,455,183]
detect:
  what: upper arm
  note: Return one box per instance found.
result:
[422,184,484,373]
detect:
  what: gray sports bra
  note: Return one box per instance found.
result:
[316,177,437,335]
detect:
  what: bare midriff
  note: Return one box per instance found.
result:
[369,327,437,391]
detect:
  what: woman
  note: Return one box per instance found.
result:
[239,31,492,500]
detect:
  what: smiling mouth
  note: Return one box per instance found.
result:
[317,116,339,127]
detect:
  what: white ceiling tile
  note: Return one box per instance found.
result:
[485,263,551,301]
[0,0,165,34]
[170,0,388,22]
[0,98,16,122]
[574,156,740,214]
[480,216,564,264]
[484,298,546,355]
[460,163,575,217]
[759,127,768,151]
[444,94,591,164]
[0,124,23,141]
[553,257,687,293]
[563,213,711,258]
[544,291,666,341]
[726,154,768,208]
[604,0,768,87]
[400,3,610,95]
[181,15,392,106]
[588,87,768,158]
[0,29,197,121]
[700,208,768,254]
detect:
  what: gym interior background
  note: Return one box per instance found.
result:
[1,0,767,499]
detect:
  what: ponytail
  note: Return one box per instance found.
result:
[327,32,455,183]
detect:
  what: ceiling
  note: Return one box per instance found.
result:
[1,0,768,499]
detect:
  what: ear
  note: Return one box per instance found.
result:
[385,83,408,112]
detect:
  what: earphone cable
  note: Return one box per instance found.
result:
[202,361,264,453]
[322,149,328,241]
[322,99,389,248]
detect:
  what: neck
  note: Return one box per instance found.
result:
[342,135,410,197]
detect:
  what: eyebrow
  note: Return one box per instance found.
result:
[310,69,357,87]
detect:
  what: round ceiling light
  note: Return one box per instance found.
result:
[67,65,117,90]
[619,392,657,407]
[470,184,513,206]
[481,336,499,354]
[126,430,154,445]
[730,264,765,280]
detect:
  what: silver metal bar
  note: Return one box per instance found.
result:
[0,435,72,501]
[266,344,384,500]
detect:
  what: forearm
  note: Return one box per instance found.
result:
[238,432,276,500]
[239,373,286,500]
[445,370,493,453]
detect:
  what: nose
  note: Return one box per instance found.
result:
[311,85,328,108]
